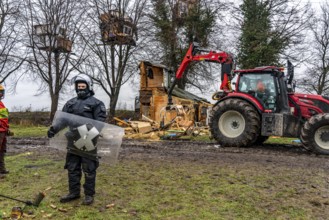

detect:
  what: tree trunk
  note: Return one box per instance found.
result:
[50,93,59,122]
[108,94,119,122]
[49,51,60,122]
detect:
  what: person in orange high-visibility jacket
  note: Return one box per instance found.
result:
[0,84,10,175]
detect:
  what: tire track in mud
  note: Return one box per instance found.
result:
[120,139,329,170]
[6,137,329,170]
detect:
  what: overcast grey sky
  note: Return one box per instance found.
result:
[4,80,137,112]
[3,0,326,112]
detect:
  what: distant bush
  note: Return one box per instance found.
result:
[9,110,138,126]
[9,111,50,126]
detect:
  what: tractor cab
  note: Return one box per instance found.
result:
[237,72,277,111]
[235,66,290,114]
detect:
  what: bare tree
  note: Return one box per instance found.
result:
[299,2,329,96]
[77,0,147,120]
[0,0,25,84]
[21,0,87,120]
[268,0,312,61]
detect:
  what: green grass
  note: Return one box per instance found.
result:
[265,136,300,145]
[10,124,48,138]
[0,151,325,219]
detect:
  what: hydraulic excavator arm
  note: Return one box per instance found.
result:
[167,42,234,105]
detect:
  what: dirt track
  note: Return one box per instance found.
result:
[6,137,329,171]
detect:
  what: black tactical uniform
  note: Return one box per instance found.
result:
[48,74,106,205]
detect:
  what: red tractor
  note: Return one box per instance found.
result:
[168,43,329,154]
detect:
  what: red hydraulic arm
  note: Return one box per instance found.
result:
[168,42,234,105]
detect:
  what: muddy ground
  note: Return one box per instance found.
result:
[7,137,329,171]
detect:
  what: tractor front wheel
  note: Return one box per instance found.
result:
[209,99,260,147]
[301,113,329,154]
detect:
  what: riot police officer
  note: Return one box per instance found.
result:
[48,74,106,205]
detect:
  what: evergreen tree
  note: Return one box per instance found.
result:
[238,0,282,68]
[238,0,310,69]
[149,0,217,90]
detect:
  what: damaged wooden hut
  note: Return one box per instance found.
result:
[133,61,212,134]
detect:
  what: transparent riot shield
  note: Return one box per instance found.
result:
[48,111,124,165]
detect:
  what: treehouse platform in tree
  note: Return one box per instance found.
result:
[99,10,137,46]
[33,24,72,53]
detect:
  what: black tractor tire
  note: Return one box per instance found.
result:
[254,135,269,145]
[300,113,329,155]
[209,99,261,147]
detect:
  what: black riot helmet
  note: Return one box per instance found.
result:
[71,74,95,98]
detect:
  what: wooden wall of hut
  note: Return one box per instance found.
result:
[138,61,211,126]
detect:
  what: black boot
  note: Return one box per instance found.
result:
[59,193,80,203]
[82,195,94,205]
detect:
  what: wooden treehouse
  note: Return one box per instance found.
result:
[176,0,198,18]
[99,10,137,46]
[138,61,211,128]
[33,24,72,53]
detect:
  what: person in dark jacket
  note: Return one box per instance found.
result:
[255,80,270,105]
[48,74,106,205]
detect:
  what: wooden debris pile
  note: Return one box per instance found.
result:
[114,104,210,140]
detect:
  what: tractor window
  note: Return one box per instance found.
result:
[317,100,329,112]
[238,73,277,111]
[238,74,276,94]
[303,98,329,113]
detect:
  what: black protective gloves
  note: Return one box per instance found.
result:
[47,126,56,138]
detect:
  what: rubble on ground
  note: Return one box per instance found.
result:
[113,114,210,140]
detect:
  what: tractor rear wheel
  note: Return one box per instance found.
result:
[209,99,261,147]
[301,113,329,154]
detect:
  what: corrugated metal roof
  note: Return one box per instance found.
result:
[171,87,210,103]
